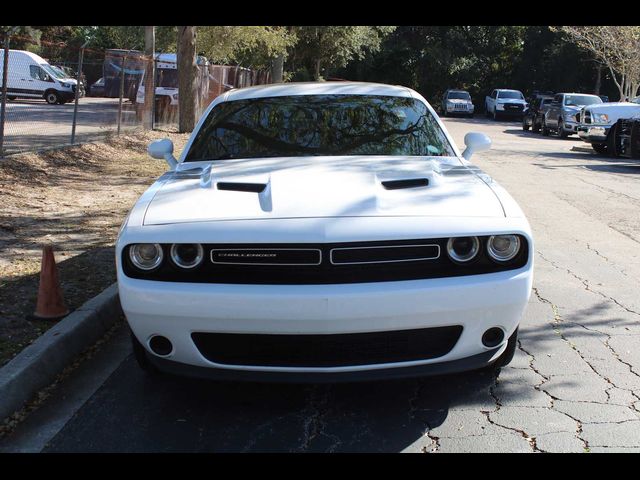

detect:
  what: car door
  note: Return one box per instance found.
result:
[546,94,562,127]
[28,64,55,98]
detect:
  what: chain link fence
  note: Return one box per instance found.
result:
[0,35,271,157]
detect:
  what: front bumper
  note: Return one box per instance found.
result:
[560,119,580,134]
[578,125,610,143]
[119,267,532,378]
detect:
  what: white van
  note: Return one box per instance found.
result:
[0,49,78,104]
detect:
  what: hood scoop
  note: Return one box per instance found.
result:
[381,178,429,190]
[217,182,267,193]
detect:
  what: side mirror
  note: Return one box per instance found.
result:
[148,138,178,169]
[462,132,491,161]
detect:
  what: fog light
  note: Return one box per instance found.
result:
[149,335,173,356]
[129,243,163,271]
[487,235,521,262]
[170,243,204,269]
[482,328,505,348]
[446,236,480,263]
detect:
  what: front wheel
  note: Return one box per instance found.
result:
[541,118,550,136]
[592,143,607,155]
[44,91,61,105]
[606,123,621,157]
[492,108,498,121]
[492,328,519,369]
[557,119,568,138]
[131,332,161,375]
[522,119,530,131]
[630,122,640,159]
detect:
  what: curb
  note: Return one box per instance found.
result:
[570,146,594,153]
[0,283,122,422]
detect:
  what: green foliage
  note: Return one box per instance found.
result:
[197,26,295,68]
[338,26,612,108]
[288,26,396,80]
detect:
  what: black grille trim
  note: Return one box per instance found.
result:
[122,236,529,284]
[191,326,463,367]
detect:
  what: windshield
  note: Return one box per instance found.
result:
[184,94,455,162]
[40,64,66,80]
[447,91,470,100]
[157,68,178,88]
[564,95,602,106]
[498,91,524,100]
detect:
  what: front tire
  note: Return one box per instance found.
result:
[492,328,519,369]
[44,90,61,105]
[131,332,161,375]
[557,119,568,138]
[522,118,530,131]
[541,118,550,136]
[606,123,621,157]
[630,121,640,159]
[592,143,607,155]
[492,108,498,121]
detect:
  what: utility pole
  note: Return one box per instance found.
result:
[143,26,155,130]
[0,26,19,158]
[70,39,90,145]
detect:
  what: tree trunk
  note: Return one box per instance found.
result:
[143,26,155,130]
[177,26,198,133]
[314,59,321,81]
[594,63,602,95]
[271,54,284,83]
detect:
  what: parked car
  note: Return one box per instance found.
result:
[612,115,640,158]
[485,89,528,120]
[441,89,474,117]
[0,49,78,104]
[577,97,640,154]
[522,95,554,132]
[51,65,86,97]
[89,77,105,97]
[117,82,534,382]
[541,93,603,138]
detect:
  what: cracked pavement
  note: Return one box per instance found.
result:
[2,117,640,452]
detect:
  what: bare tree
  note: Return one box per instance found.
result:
[177,26,198,132]
[557,26,640,101]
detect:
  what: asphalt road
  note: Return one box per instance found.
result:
[2,116,640,452]
[2,97,147,154]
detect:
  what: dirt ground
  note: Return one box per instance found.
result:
[0,129,189,367]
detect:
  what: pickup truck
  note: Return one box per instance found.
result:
[577,97,640,154]
[485,89,527,120]
[541,93,603,138]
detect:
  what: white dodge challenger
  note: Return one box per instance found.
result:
[116,82,533,382]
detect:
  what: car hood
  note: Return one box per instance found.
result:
[497,98,526,104]
[584,102,640,113]
[142,156,505,225]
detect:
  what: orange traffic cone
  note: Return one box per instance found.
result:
[29,245,69,321]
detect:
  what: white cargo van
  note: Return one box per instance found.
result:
[0,49,78,104]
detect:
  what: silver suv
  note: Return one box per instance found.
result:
[542,93,602,138]
[441,89,474,117]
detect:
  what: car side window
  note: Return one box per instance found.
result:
[29,65,50,82]
[553,94,562,104]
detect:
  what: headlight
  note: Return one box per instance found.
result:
[60,83,70,89]
[496,103,505,110]
[170,243,204,269]
[487,235,521,262]
[591,113,610,124]
[129,243,163,271]
[446,236,480,263]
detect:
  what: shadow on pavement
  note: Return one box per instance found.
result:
[42,353,501,453]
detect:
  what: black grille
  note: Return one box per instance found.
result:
[503,104,524,111]
[122,236,529,285]
[191,326,463,367]
[122,236,529,284]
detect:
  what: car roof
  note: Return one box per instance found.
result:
[224,81,414,102]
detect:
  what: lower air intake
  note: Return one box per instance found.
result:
[191,326,463,368]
